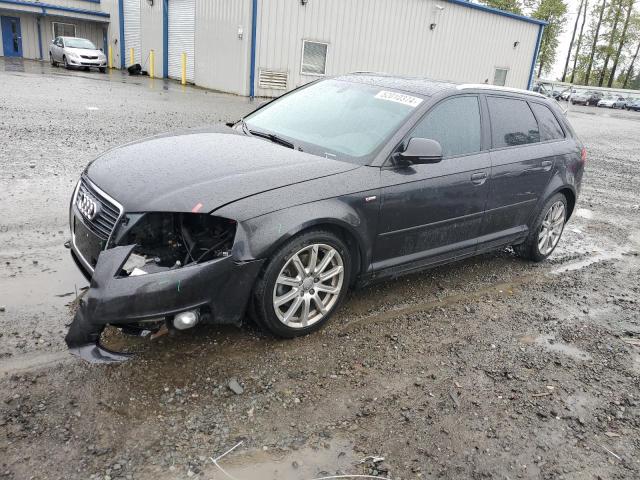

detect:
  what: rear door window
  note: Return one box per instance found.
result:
[410,95,482,158]
[487,96,540,148]
[530,103,564,141]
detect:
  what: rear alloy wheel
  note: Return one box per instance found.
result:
[253,230,351,338]
[515,193,567,262]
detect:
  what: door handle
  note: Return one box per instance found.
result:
[541,160,553,171]
[470,172,488,185]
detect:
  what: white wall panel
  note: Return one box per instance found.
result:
[168,0,195,82]
[123,0,141,66]
[255,0,540,97]
[140,0,164,75]
[194,0,252,95]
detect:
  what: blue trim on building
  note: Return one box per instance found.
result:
[118,0,125,68]
[528,24,544,89]
[163,0,168,78]
[249,0,257,98]
[36,15,43,59]
[444,0,547,26]
[0,0,110,18]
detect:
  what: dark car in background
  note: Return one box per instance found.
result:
[66,74,585,363]
[625,99,640,111]
[571,91,603,106]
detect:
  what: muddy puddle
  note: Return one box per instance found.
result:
[206,438,370,480]
[0,252,87,314]
[520,333,591,361]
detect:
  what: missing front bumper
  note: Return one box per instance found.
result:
[65,245,264,363]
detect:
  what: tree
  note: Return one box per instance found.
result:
[598,0,623,86]
[532,0,569,76]
[608,0,635,87]
[584,0,607,84]
[623,38,640,87]
[562,0,586,81]
[570,0,590,83]
[479,0,524,14]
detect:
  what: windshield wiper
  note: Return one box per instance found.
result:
[248,129,295,149]
[232,119,295,149]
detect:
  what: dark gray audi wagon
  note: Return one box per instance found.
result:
[66,73,585,362]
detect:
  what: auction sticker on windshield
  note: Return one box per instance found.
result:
[375,90,423,108]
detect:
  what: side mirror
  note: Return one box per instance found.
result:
[396,138,443,165]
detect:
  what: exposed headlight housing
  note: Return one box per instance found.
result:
[115,213,237,277]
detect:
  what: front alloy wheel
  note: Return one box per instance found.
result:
[252,230,351,338]
[273,244,344,329]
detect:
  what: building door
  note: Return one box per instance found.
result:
[168,0,195,83]
[1,16,23,57]
[123,0,141,66]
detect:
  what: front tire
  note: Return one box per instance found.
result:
[515,193,567,262]
[63,56,70,69]
[252,230,351,338]
[99,67,106,73]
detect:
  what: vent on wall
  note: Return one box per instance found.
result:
[258,69,288,90]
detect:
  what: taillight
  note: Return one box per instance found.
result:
[580,147,587,163]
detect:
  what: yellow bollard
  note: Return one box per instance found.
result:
[181,52,187,85]
[149,50,155,78]
[129,47,134,65]
[108,45,113,69]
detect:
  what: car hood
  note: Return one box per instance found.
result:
[85,127,359,214]
[67,47,103,56]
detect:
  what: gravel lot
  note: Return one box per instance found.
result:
[1,58,639,480]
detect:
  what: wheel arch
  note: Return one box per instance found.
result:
[233,205,373,284]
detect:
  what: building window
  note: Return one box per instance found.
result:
[53,22,77,38]
[493,68,508,86]
[301,40,328,76]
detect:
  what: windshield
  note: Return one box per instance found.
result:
[245,79,423,160]
[65,38,96,49]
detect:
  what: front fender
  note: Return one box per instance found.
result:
[231,194,381,274]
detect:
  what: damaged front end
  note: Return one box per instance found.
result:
[67,207,264,363]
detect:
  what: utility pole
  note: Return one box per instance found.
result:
[570,0,589,83]
[585,0,607,85]
[562,0,585,82]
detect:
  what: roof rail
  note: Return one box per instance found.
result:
[457,84,546,98]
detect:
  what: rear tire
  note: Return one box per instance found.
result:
[514,193,567,262]
[252,230,352,338]
[49,53,57,67]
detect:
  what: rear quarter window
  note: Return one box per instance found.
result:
[487,96,540,148]
[530,102,565,141]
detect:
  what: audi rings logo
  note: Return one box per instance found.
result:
[76,190,100,221]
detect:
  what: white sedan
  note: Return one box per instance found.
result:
[49,36,107,72]
[597,95,626,108]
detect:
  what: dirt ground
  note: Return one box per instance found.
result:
[1,58,639,480]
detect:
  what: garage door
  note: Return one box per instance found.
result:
[123,0,141,66]
[168,0,195,82]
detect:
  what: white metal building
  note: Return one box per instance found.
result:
[0,0,120,64]
[2,0,546,98]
